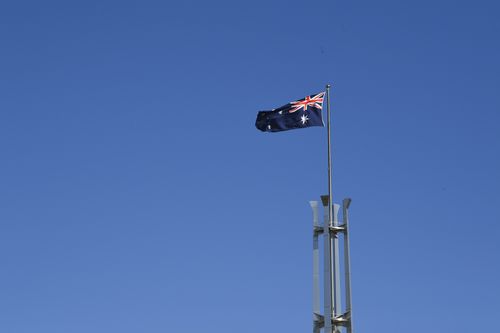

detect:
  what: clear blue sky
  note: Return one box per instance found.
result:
[1,0,499,332]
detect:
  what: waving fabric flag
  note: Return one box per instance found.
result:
[255,92,325,132]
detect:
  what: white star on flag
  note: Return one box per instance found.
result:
[300,114,309,125]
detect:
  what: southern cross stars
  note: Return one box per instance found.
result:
[300,114,309,125]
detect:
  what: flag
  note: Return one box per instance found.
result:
[255,92,325,132]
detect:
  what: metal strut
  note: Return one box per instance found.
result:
[311,197,354,333]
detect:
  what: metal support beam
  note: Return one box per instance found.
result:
[332,203,341,321]
[312,197,354,333]
[321,195,333,333]
[343,198,354,333]
[310,200,321,333]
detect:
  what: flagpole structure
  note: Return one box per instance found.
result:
[326,84,333,243]
[310,84,354,333]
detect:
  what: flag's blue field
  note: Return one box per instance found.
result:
[0,1,499,332]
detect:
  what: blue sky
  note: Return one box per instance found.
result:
[1,0,499,332]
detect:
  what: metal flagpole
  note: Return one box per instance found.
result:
[326,83,333,250]
[310,84,354,333]
[325,84,334,333]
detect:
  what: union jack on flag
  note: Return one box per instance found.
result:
[255,91,325,132]
[288,92,325,113]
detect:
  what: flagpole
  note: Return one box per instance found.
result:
[325,84,334,333]
[313,85,356,333]
[326,83,333,232]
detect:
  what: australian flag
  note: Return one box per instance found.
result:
[255,92,325,132]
